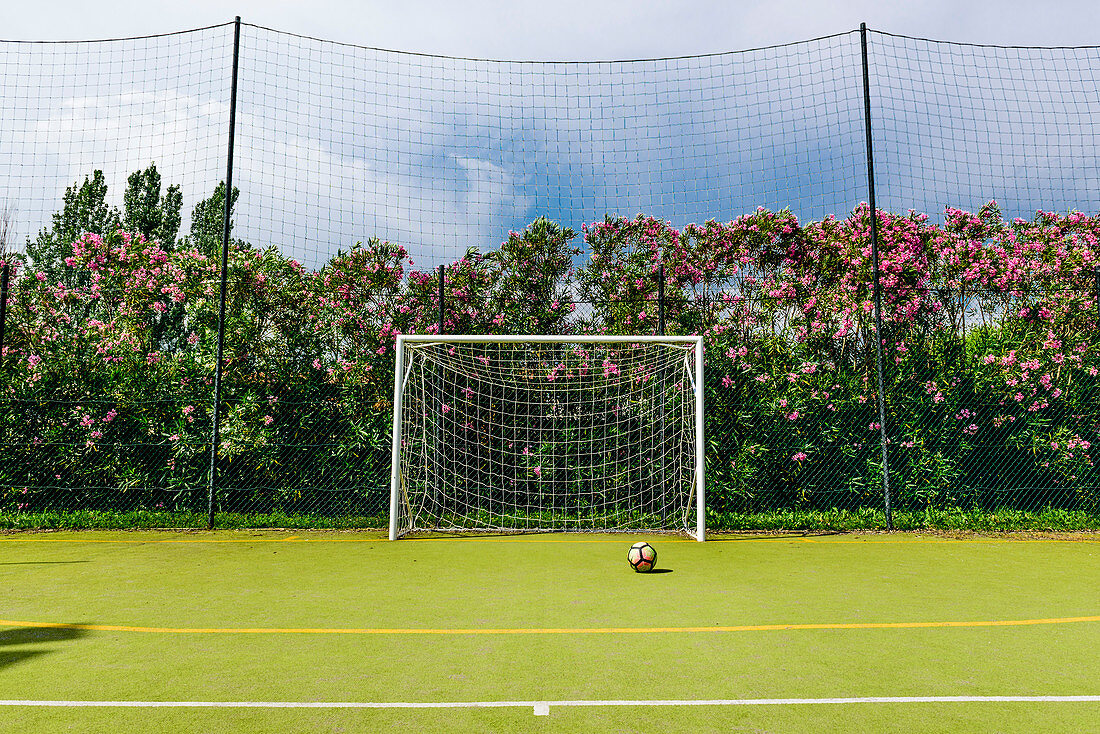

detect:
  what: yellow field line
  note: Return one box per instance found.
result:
[2,615,1097,635]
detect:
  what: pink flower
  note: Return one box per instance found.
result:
[263,415,274,425]
[791,452,808,462]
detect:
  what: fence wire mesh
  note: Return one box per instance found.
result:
[1,22,1098,526]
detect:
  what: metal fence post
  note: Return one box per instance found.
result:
[438,264,445,335]
[0,260,9,371]
[208,16,242,529]
[658,263,665,337]
[861,22,893,530]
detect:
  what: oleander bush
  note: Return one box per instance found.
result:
[3,180,1099,525]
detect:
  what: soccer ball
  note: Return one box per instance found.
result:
[627,541,657,572]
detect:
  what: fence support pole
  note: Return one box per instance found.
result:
[861,22,892,530]
[658,263,665,336]
[0,261,9,371]
[208,16,241,530]
[438,264,445,335]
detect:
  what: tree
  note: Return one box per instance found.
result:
[121,163,182,249]
[26,165,187,351]
[27,164,185,281]
[27,170,119,281]
[186,181,239,260]
[488,217,578,334]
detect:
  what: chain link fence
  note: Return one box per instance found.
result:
[1,21,1098,527]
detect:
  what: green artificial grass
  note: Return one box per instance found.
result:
[1,530,1098,732]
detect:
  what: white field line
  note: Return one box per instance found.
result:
[1,696,1098,715]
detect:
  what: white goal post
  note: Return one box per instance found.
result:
[389,335,705,540]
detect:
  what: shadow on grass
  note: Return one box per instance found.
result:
[0,624,91,672]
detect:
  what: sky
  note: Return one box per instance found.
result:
[6,0,1100,55]
[3,1,1100,269]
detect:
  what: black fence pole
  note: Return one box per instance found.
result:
[1094,265,1099,327]
[208,16,241,530]
[658,263,666,337]
[0,260,9,370]
[438,264,445,335]
[861,22,892,531]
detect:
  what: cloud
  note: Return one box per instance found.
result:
[0,26,232,248]
[232,115,535,268]
[0,87,227,248]
[3,14,1100,271]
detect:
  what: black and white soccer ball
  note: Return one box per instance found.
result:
[627,541,657,572]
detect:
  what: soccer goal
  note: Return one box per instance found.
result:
[389,335,704,540]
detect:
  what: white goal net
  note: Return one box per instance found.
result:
[389,335,704,540]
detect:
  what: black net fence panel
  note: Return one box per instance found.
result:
[2,23,1099,525]
[869,32,1100,221]
[211,26,868,519]
[232,26,867,271]
[868,32,1100,517]
[0,26,232,517]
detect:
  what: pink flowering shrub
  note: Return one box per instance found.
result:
[3,202,1099,518]
[576,215,693,334]
[488,217,579,334]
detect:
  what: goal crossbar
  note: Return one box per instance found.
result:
[389,335,705,540]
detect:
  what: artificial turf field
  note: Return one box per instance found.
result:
[1,530,1098,733]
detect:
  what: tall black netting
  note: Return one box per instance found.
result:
[1,22,1098,527]
[867,32,1100,519]
[232,27,865,270]
[0,26,232,518]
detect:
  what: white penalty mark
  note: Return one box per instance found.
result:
[1,696,1098,716]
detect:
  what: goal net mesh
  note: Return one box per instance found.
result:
[392,339,699,536]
